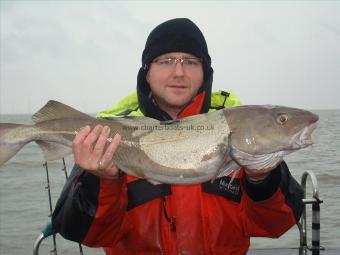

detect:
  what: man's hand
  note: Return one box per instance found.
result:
[72,125,122,179]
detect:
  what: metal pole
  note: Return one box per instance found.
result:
[298,181,307,255]
[61,158,68,179]
[43,161,57,255]
[78,243,84,255]
[312,200,321,255]
[299,171,323,255]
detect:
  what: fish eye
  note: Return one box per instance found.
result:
[277,114,289,124]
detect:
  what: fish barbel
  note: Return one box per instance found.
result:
[0,100,318,184]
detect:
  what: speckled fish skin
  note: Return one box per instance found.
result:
[0,100,318,185]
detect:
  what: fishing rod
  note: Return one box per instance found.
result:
[44,161,57,254]
[33,158,84,255]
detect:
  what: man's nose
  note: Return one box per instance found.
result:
[172,61,185,76]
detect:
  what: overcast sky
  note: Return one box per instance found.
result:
[1,1,339,114]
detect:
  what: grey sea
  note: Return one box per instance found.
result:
[0,110,339,255]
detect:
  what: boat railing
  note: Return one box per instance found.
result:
[298,170,324,255]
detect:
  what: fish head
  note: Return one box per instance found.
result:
[224,105,319,155]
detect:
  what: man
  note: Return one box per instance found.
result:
[52,18,304,255]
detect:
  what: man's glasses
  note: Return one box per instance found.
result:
[151,57,202,71]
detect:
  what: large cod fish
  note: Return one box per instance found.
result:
[0,100,318,184]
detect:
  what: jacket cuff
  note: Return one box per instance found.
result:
[244,163,282,201]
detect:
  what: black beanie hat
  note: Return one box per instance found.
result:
[142,18,211,75]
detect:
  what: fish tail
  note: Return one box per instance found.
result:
[0,123,28,166]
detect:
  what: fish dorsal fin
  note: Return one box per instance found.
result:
[32,100,90,123]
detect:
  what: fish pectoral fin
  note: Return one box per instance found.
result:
[36,141,72,161]
[216,160,241,179]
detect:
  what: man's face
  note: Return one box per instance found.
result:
[146,52,204,112]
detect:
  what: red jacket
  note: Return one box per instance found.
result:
[52,162,303,255]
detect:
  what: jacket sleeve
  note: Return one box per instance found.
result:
[52,164,128,247]
[241,161,304,238]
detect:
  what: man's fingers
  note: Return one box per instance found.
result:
[102,133,121,162]
[83,125,103,151]
[73,126,91,146]
[73,125,91,161]
[73,125,103,168]
[103,134,121,159]
[92,126,111,158]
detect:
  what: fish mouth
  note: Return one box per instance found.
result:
[290,122,318,149]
